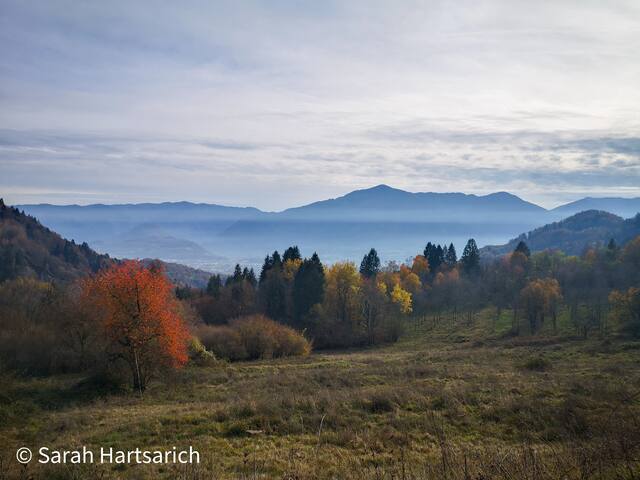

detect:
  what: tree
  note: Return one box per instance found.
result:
[283,246,302,262]
[292,253,325,323]
[391,283,412,314]
[461,239,480,274]
[81,261,189,392]
[206,274,222,298]
[226,264,243,285]
[445,243,457,266]
[411,255,430,281]
[359,248,381,278]
[424,242,444,272]
[325,262,362,328]
[519,278,562,334]
[609,287,640,337]
[514,240,531,258]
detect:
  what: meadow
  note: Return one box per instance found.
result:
[2,308,639,479]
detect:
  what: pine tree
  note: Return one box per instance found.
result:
[293,253,325,323]
[206,274,222,298]
[246,268,258,287]
[259,255,273,283]
[272,251,282,268]
[445,242,457,265]
[283,246,301,262]
[359,248,381,278]
[461,238,480,274]
[226,264,243,285]
[514,240,531,258]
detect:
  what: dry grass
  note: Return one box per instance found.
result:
[1,308,639,479]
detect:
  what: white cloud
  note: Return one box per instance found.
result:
[1,0,639,209]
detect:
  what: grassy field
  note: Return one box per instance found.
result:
[2,308,640,479]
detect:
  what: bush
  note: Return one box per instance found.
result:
[521,356,552,372]
[195,315,311,361]
[187,337,218,366]
[195,325,247,361]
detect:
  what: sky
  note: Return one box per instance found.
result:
[1,0,639,211]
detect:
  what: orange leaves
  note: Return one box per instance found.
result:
[81,260,190,369]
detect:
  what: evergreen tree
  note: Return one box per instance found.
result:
[226,264,243,285]
[293,253,325,323]
[424,242,444,271]
[260,268,287,321]
[423,242,433,262]
[514,240,531,258]
[359,248,381,278]
[445,242,457,265]
[608,238,617,250]
[461,238,480,274]
[283,246,301,262]
[206,274,222,298]
[272,251,282,268]
[259,255,273,283]
[245,268,258,287]
[434,245,444,270]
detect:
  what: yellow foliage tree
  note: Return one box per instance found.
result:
[391,283,412,314]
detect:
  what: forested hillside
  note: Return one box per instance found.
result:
[482,210,640,257]
[0,200,213,287]
[0,199,114,282]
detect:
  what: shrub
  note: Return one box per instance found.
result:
[187,337,218,367]
[521,356,552,372]
[195,325,247,361]
[195,315,311,361]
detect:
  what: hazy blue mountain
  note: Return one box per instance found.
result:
[281,184,546,222]
[15,187,640,272]
[481,210,640,257]
[551,197,640,219]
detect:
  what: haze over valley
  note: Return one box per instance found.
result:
[16,185,640,272]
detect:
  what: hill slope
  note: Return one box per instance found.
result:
[481,210,640,257]
[0,199,114,282]
[0,199,214,287]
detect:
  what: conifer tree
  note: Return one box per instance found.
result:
[461,238,480,274]
[359,248,381,278]
[445,242,457,265]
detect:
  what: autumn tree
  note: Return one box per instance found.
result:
[609,287,640,337]
[81,261,190,392]
[519,278,562,334]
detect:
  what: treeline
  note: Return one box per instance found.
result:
[180,235,640,346]
[178,245,413,349]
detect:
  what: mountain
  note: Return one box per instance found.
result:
[481,210,640,257]
[0,199,214,287]
[551,197,640,219]
[15,186,640,271]
[281,184,546,222]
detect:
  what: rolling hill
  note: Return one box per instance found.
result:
[481,210,640,257]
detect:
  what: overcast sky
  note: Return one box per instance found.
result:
[1,0,639,210]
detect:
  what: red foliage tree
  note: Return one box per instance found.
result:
[81,260,189,392]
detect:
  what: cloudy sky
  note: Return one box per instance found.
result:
[1,0,639,210]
